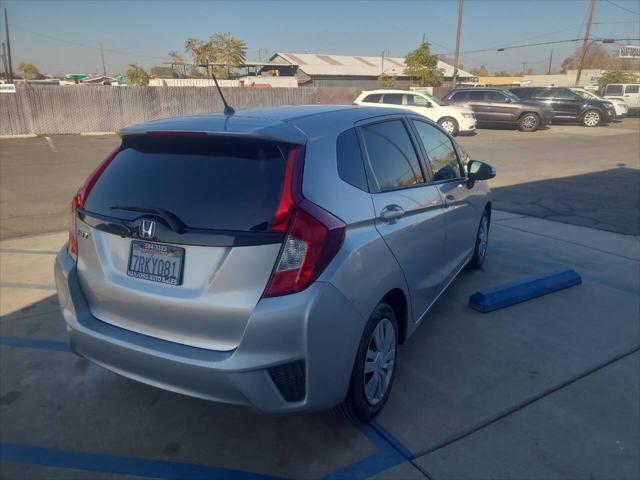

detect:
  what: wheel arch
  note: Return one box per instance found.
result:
[380,289,408,344]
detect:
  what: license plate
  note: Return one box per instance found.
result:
[127,241,184,286]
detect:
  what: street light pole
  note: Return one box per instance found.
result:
[452,0,463,86]
[575,0,596,86]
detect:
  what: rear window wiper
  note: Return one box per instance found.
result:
[109,205,186,234]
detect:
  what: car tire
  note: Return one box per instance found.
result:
[340,302,398,422]
[518,113,539,132]
[438,117,459,136]
[582,109,601,127]
[468,210,490,270]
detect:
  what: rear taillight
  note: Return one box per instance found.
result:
[269,146,303,232]
[68,147,119,261]
[263,199,345,298]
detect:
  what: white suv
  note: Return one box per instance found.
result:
[353,89,476,136]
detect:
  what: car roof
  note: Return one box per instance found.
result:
[119,105,409,144]
[359,89,426,95]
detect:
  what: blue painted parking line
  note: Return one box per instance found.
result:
[0,442,282,480]
[0,336,69,352]
[370,420,414,461]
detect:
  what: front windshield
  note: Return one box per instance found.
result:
[423,93,444,106]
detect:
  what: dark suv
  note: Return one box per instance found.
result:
[441,88,553,132]
[508,87,615,127]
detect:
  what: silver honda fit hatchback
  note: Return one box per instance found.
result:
[55,105,494,421]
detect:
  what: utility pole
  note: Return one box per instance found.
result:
[521,62,527,74]
[4,8,14,83]
[1,42,9,80]
[547,49,553,74]
[99,42,107,77]
[575,0,596,86]
[452,0,463,86]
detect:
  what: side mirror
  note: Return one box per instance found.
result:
[424,102,433,108]
[467,160,496,182]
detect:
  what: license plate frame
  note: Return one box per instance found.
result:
[127,240,185,286]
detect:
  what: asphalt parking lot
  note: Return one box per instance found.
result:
[1,119,639,479]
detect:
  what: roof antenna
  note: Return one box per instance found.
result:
[201,61,235,115]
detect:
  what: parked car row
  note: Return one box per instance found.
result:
[354,85,635,135]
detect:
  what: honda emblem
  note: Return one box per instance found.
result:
[140,220,156,239]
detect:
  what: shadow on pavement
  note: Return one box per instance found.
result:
[493,167,640,235]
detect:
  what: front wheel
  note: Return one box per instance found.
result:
[340,302,398,421]
[582,109,601,127]
[468,211,490,269]
[438,117,459,136]
[518,113,539,132]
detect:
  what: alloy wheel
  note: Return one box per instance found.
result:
[477,215,488,262]
[584,111,600,127]
[363,317,396,405]
[522,114,537,130]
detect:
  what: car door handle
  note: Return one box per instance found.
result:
[379,205,405,223]
[443,194,455,208]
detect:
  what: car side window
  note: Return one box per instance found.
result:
[487,91,508,103]
[625,85,639,94]
[362,93,382,103]
[337,128,368,192]
[533,89,554,100]
[406,95,430,107]
[381,94,403,105]
[411,120,463,182]
[605,85,623,95]
[468,91,486,102]
[360,120,425,191]
[555,89,577,100]
[449,91,467,102]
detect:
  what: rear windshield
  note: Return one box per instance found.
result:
[84,136,289,232]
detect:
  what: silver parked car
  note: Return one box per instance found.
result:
[55,105,495,420]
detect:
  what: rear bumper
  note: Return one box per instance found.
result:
[55,248,364,414]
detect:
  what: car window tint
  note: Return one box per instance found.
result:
[85,136,288,232]
[533,89,554,99]
[337,128,368,191]
[606,85,623,95]
[487,91,508,103]
[468,91,486,101]
[360,120,425,191]
[450,91,467,102]
[555,89,577,100]
[381,94,403,105]
[407,95,429,106]
[362,93,382,103]
[412,120,462,182]
[625,85,639,94]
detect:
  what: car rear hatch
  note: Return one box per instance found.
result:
[75,129,305,351]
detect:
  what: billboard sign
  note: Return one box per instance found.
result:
[619,45,640,59]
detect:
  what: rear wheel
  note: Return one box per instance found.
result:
[341,302,398,421]
[438,117,459,136]
[468,211,490,269]
[518,113,539,132]
[582,109,601,127]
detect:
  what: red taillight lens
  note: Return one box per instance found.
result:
[270,146,303,232]
[263,199,345,298]
[67,147,119,261]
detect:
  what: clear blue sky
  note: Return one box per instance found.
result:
[2,0,639,75]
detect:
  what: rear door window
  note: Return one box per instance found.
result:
[487,91,508,103]
[605,85,623,95]
[360,120,425,191]
[381,94,404,105]
[533,89,555,100]
[337,128,368,191]
[407,95,430,106]
[468,91,487,102]
[84,136,289,232]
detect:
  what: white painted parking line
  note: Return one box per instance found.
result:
[0,282,56,291]
[44,136,57,153]
[0,249,58,255]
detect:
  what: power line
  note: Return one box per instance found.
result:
[604,0,640,16]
